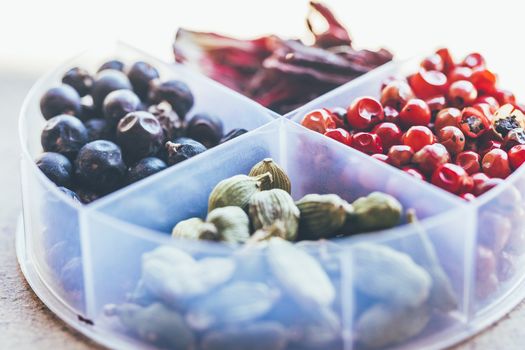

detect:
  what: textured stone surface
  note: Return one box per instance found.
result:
[1,72,525,350]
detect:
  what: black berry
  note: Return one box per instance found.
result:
[36,152,73,187]
[79,101,98,121]
[75,140,127,193]
[41,115,88,159]
[85,118,115,141]
[128,61,159,100]
[62,67,93,97]
[149,80,194,119]
[127,157,167,184]
[91,70,132,110]
[116,111,164,164]
[75,187,101,204]
[148,102,184,141]
[40,84,81,120]
[97,60,125,73]
[103,89,140,123]
[165,138,206,166]
[186,113,224,148]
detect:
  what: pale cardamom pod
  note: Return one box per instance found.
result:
[296,194,353,240]
[206,206,250,243]
[248,189,300,241]
[246,220,287,246]
[349,192,403,232]
[198,223,221,241]
[356,303,430,349]
[208,173,273,212]
[249,158,291,193]
[171,218,206,240]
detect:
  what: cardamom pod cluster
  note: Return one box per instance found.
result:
[171,158,406,246]
[249,158,291,193]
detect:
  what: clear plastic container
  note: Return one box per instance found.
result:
[17,44,525,350]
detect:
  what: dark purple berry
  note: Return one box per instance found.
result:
[103,89,140,123]
[75,187,100,204]
[91,70,132,110]
[186,113,223,148]
[128,61,159,100]
[220,128,248,144]
[149,80,194,119]
[75,140,127,193]
[165,138,206,166]
[148,102,184,141]
[40,84,81,120]
[97,60,124,73]
[62,67,93,96]
[127,157,167,184]
[36,152,73,187]
[85,118,115,141]
[41,115,88,159]
[116,111,164,164]
[79,100,97,121]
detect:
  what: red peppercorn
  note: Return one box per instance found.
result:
[435,48,455,73]
[493,88,516,105]
[434,107,462,131]
[461,176,475,194]
[472,172,491,195]
[383,106,400,124]
[403,126,434,152]
[346,97,384,130]
[461,193,476,201]
[447,80,478,108]
[371,153,389,162]
[412,143,451,175]
[409,68,448,99]
[425,95,447,117]
[504,128,525,150]
[460,52,486,69]
[431,163,469,194]
[420,53,444,71]
[380,80,415,111]
[399,99,431,128]
[301,109,336,134]
[351,132,383,154]
[329,107,348,129]
[372,122,403,150]
[447,66,473,83]
[459,106,491,138]
[324,128,352,145]
[438,126,465,155]
[475,96,500,114]
[482,148,511,178]
[476,178,505,196]
[456,151,481,175]
[470,68,497,95]
[387,145,414,167]
[402,167,425,180]
[508,145,525,170]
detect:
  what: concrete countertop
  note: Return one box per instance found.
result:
[2,72,525,350]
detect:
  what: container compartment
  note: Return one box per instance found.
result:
[84,118,469,349]
[18,42,277,316]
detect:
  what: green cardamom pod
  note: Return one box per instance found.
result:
[248,189,300,241]
[296,194,353,240]
[206,206,250,244]
[349,192,403,232]
[249,158,291,193]
[208,173,273,212]
[172,218,220,241]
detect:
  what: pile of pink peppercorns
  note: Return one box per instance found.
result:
[301,48,525,200]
